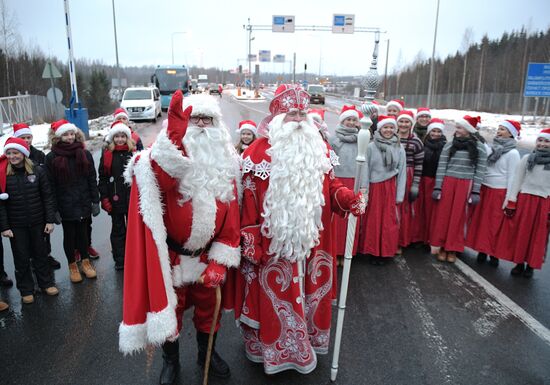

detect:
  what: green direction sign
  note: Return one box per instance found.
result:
[42,61,62,79]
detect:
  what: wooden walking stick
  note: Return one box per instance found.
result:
[203,285,222,385]
[330,116,371,382]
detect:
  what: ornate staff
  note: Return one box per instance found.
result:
[330,116,372,382]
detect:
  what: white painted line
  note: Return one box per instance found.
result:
[455,259,550,346]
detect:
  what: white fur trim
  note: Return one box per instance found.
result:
[208,241,240,268]
[416,109,431,117]
[118,322,147,355]
[171,255,208,286]
[114,111,129,120]
[538,132,550,140]
[3,143,29,157]
[106,123,132,143]
[145,306,178,346]
[339,109,359,123]
[182,94,223,125]
[397,114,415,125]
[500,121,519,138]
[377,117,397,130]
[239,124,257,135]
[386,100,403,112]
[124,152,141,185]
[456,118,477,134]
[427,122,445,134]
[55,123,77,137]
[12,128,32,138]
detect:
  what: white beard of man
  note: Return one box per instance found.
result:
[261,113,332,263]
[181,124,239,203]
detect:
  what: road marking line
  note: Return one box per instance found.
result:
[455,259,550,346]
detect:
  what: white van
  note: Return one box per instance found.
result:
[120,86,162,122]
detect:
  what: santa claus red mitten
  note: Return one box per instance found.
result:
[201,261,227,288]
[167,90,193,152]
[350,192,366,216]
[335,188,365,216]
[504,200,517,218]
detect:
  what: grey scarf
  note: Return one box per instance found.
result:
[335,124,358,143]
[374,130,400,170]
[527,147,550,171]
[487,137,516,165]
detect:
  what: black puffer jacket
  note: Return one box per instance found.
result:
[29,146,46,166]
[0,165,56,231]
[98,149,133,214]
[45,150,99,221]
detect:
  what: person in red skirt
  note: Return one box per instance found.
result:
[358,115,406,265]
[494,128,550,278]
[413,118,447,247]
[465,120,521,267]
[430,115,488,263]
[329,105,366,264]
[396,110,424,253]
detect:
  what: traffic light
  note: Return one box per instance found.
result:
[238,65,242,74]
[304,63,307,71]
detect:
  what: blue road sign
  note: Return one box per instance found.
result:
[334,15,345,26]
[302,80,308,88]
[273,16,285,25]
[245,79,251,86]
[524,63,550,97]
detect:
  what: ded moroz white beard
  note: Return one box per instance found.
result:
[261,113,332,262]
[181,123,239,202]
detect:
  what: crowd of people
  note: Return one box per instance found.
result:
[0,86,548,385]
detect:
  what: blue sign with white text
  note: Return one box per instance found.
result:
[334,15,345,26]
[273,16,285,25]
[524,63,550,97]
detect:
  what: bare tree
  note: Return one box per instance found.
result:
[0,0,19,96]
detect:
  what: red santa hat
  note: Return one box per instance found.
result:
[377,115,398,131]
[416,107,431,118]
[12,123,33,138]
[456,115,481,134]
[499,120,521,139]
[238,120,257,135]
[538,128,550,141]
[51,119,78,137]
[0,137,31,200]
[113,108,129,121]
[308,108,326,122]
[397,110,415,126]
[106,120,132,143]
[386,99,405,112]
[427,118,445,134]
[258,84,310,137]
[339,105,363,123]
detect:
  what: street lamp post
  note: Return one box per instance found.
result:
[427,0,441,106]
[111,0,121,95]
[171,32,187,65]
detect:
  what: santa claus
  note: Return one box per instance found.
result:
[118,91,241,385]
[233,84,365,374]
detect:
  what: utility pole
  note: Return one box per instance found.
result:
[292,52,296,84]
[383,39,390,98]
[111,0,121,94]
[427,0,440,106]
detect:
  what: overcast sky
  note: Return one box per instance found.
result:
[5,0,550,77]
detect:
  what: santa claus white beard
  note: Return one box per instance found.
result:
[261,114,332,262]
[181,124,239,202]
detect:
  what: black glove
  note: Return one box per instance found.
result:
[54,211,62,225]
[409,184,419,203]
[469,192,480,205]
[432,188,442,201]
[91,203,100,217]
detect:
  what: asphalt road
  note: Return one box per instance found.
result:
[1,92,549,385]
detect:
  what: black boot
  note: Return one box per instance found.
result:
[523,265,534,278]
[159,340,179,385]
[0,272,13,287]
[48,256,61,270]
[197,332,231,378]
[476,252,487,264]
[510,263,525,276]
[488,256,499,267]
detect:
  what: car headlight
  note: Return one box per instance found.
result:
[145,105,153,111]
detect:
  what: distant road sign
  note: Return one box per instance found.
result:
[245,79,251,86]
[524,63,550,97]
[273,54,285,63]
[259,50,271,62]
[332,14,355,34]
[47,87,63,104]
[272,15,295,33]
[248,54,257,62]
[42,61,62,79]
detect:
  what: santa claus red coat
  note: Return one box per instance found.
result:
[118,92,241,355]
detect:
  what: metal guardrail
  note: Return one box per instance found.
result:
[0,93,65,135]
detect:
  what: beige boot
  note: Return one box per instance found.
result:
[446,252,457,263]
[81,259,97,279]
[22,294,34,304]
[437,247,447,262]
[69,262,83,283]
[0,300,8,311]
[44,286,59,296]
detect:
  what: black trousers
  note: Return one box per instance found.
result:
[0,238,5,276]
[87,217,93,247]
[62,219,90,263]
[10,225,54,295]
[111,214,127,266]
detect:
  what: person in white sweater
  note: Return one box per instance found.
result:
[494,128,550,278]
[466,120,521,267]
[357,115,406,265]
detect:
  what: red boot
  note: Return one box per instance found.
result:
[88,246,100,260]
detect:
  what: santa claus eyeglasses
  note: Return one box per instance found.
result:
[190,115,213,125]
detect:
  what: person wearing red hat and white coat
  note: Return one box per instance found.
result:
[0,137,58,304]
[235,120,257,155]
[112,108,144,151]
[430,115,487,263]
[358,115,407,264]
[413,118,447,245]
[119,91,241,385]
[233,85,365,375]
[493,128,550,278]
[396,110,424,252]
[465,120,521,267]
[385,99,405,117]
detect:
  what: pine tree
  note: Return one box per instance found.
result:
[83,69,112,118]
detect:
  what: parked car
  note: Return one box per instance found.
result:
[120,87,162,122]
[209,83,221,95]
[307,84,325,105]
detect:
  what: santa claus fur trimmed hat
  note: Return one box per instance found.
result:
[499,120,521,139]
[377,115,398,131]
[182,94,223,126]
[51,119,78,137]
[113,108,129,121]
[339,105,362,122]
[538,127,550,141]
[238,120,257,135]
[106,120,132,142]
[386,99,405,112]
[427,118,445,134]
[456,115,481,134]
[416,107,431,118]
[397,110,415,125]
[12,123,33,138]
[308,108,326,122]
